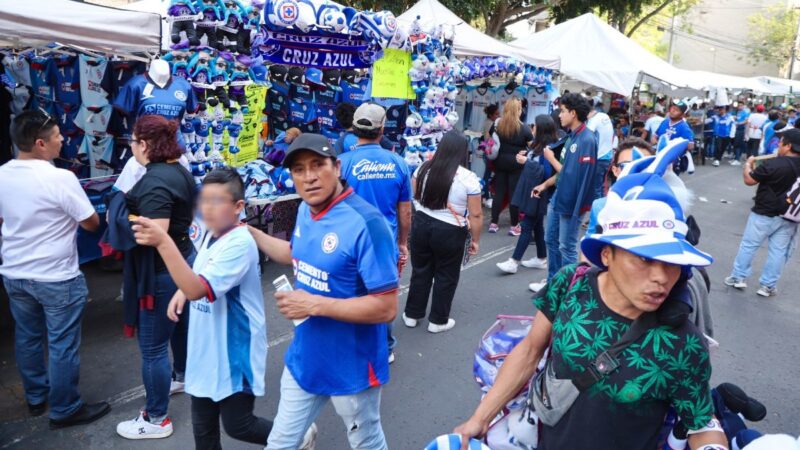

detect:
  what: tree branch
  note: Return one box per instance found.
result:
[502,7,550,29]
[625,0,675,37]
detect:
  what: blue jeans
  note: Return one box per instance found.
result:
[512,212,546,261]
[593,159,611,201]
[139,250,193,418]
[267,367,388,450]
[734,125,746,160]
[4,274,88,420]
[545,203,581,281]
[730,212,799,288]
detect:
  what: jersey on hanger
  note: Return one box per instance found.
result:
[78,134,115,178]
[316,105,338,130]
[313,86,340,106]
[79,54,112,108]
[290,84,315,104]
[524,86,553,125]
[3,55,32,87]
[54,55,81,106]
[289,99,318,125]
[454,86,470,131]
[75,105,112,137]
[29,56,57,114]
[110,60,146,98]
[467,85,495,132]
[340,80,367,105]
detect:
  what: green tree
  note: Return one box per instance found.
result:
[746,5,800,69]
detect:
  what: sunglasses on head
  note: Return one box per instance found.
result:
[174,54,188,62]
[36,107,54,135]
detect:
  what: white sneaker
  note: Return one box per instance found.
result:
[724,276,747,290]
[521,257,547,269]
[428,319,456,333]
[529,279,548,293]
[730,160,742,166]
[116,411,173,440]
[496,259,519,274]
[299,423,318,450]
[402,313,418,328]
[483,199,493,209]
[169,380,184,395]
[388,352,395,364]
[712,159,720,167]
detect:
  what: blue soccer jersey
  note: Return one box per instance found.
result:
[75,104,112,137]
[287,188,399,396]
[289,84,315,103]
[188,226,267,401]
[29,56,57,114]
[289,99,317,125]
[54,55,81,106]
[340,80,367,105]
[79,134,115,178]
[655,118,694,142]
[314,86,340,106]
[114,74,198,122]
[338,143,411,240]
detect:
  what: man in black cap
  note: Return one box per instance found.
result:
[248,134,398,450]
[651,101,695,151]
[725,127,800,297]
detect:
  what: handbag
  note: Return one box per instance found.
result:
[527,267,658,426]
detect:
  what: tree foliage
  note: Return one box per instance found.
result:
[746,5,800,68]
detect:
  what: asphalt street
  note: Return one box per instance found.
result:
[1,162,799,449]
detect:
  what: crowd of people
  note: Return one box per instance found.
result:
[1,88,799,450]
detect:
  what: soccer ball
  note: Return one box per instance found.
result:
[321,10,347,33]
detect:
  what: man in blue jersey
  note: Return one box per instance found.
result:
[249,134,398,450]
[652,102,695,149]
[712,105,736,166]
[531,93,597,292]
[733,102,751,165]
[338,103,412,363]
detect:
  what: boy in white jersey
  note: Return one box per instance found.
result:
[132,168,272,448]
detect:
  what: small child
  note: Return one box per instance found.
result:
[132,167,271,448]
[263,127,301,166]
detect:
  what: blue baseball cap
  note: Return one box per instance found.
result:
[581,139,712,268]
[305,68,324,87]
[425,434,490,450]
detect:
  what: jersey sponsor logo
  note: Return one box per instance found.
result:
[351,159,397,181]
[569,143,577,153]
[321,232,338,254]
[294,259,331,292]
[87,80,104,93]
[174,90,187,101]
[662,220,675,230]
[141,83,155,100]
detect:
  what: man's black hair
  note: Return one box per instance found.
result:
[203,167,245,202]
[11,110,58,152]
[768,110,780,121]
[559,93,591,123]
[335,103,356,130]
[352,125,382,140]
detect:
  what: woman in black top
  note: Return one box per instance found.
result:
[489,98,533,235]
[118,115,196,439]
[497,115,559,275]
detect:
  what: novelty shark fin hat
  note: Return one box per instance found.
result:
[581,138,712,269]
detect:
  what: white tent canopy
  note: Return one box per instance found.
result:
[0,0,162,55]
[753,76,800,96]
[511,13,693,96]
[397,0,559,69]
[121,0,172,51]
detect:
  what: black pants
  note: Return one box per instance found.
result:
[171,21,199,46]
[714,137,732,160]
[196,25,220,50]
[405,212,468,325]
[747,138,761,158]
[491,169,521,226]
[511,213,546,261]
[191,393,272,450]
[238,28,252,55]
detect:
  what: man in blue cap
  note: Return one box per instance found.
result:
[455,145,729,450]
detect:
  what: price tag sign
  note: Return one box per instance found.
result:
[370,49,415,99]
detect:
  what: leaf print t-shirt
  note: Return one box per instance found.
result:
[533,265,714,450]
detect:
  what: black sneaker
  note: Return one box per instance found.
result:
[49,402,111,430]
[28,401,47,417]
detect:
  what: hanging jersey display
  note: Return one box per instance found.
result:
[289,99,317,125]
[108,109,134,140]
[375,99,407,143]
[454,87,470,131]
[79,134,115,178]
[29,56,57,115]
[79,54,112,108]
[53,55,81,107]
[75,105,112,137]
[468,85,494,132]
[313,86,340,106]
[61,130,85,161]
[56,103,81,135]
[268,80,290,120]
[316,104,338,130]
[524,86,553,125]
[341,80,367,105]
[109,60,146,98]
[290,84,315,104]
[3,55,32,87]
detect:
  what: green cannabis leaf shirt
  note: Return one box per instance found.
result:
[533,265,714,450]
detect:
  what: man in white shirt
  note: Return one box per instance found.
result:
[586,100,615,200]
[746,104,768,158]
[0,110,110,428]
[644,109,665,142]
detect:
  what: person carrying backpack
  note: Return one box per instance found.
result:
[454,156,729,450]
[724,127,800,297]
